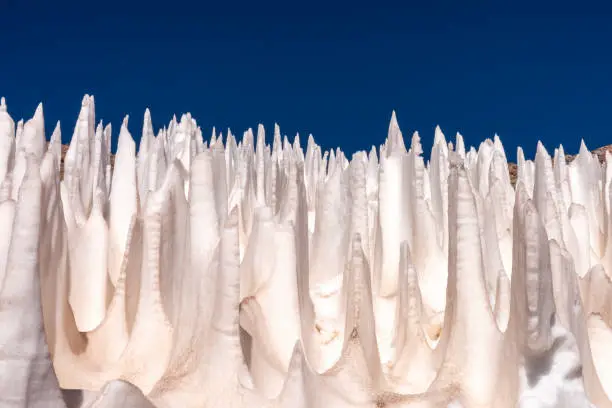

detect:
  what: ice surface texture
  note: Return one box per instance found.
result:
[0,95,610,407]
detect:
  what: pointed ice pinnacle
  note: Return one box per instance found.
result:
[0,96,608,408]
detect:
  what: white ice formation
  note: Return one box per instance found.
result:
[1,95,612,407]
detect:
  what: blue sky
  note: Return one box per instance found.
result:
[1,0,611,161]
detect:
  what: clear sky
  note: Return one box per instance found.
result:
[1,0,611,161]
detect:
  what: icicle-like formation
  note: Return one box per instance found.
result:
[1,96,612,407]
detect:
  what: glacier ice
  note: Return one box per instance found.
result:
[0,95,611,407]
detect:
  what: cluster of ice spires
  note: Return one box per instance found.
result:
[0,95,611,407]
